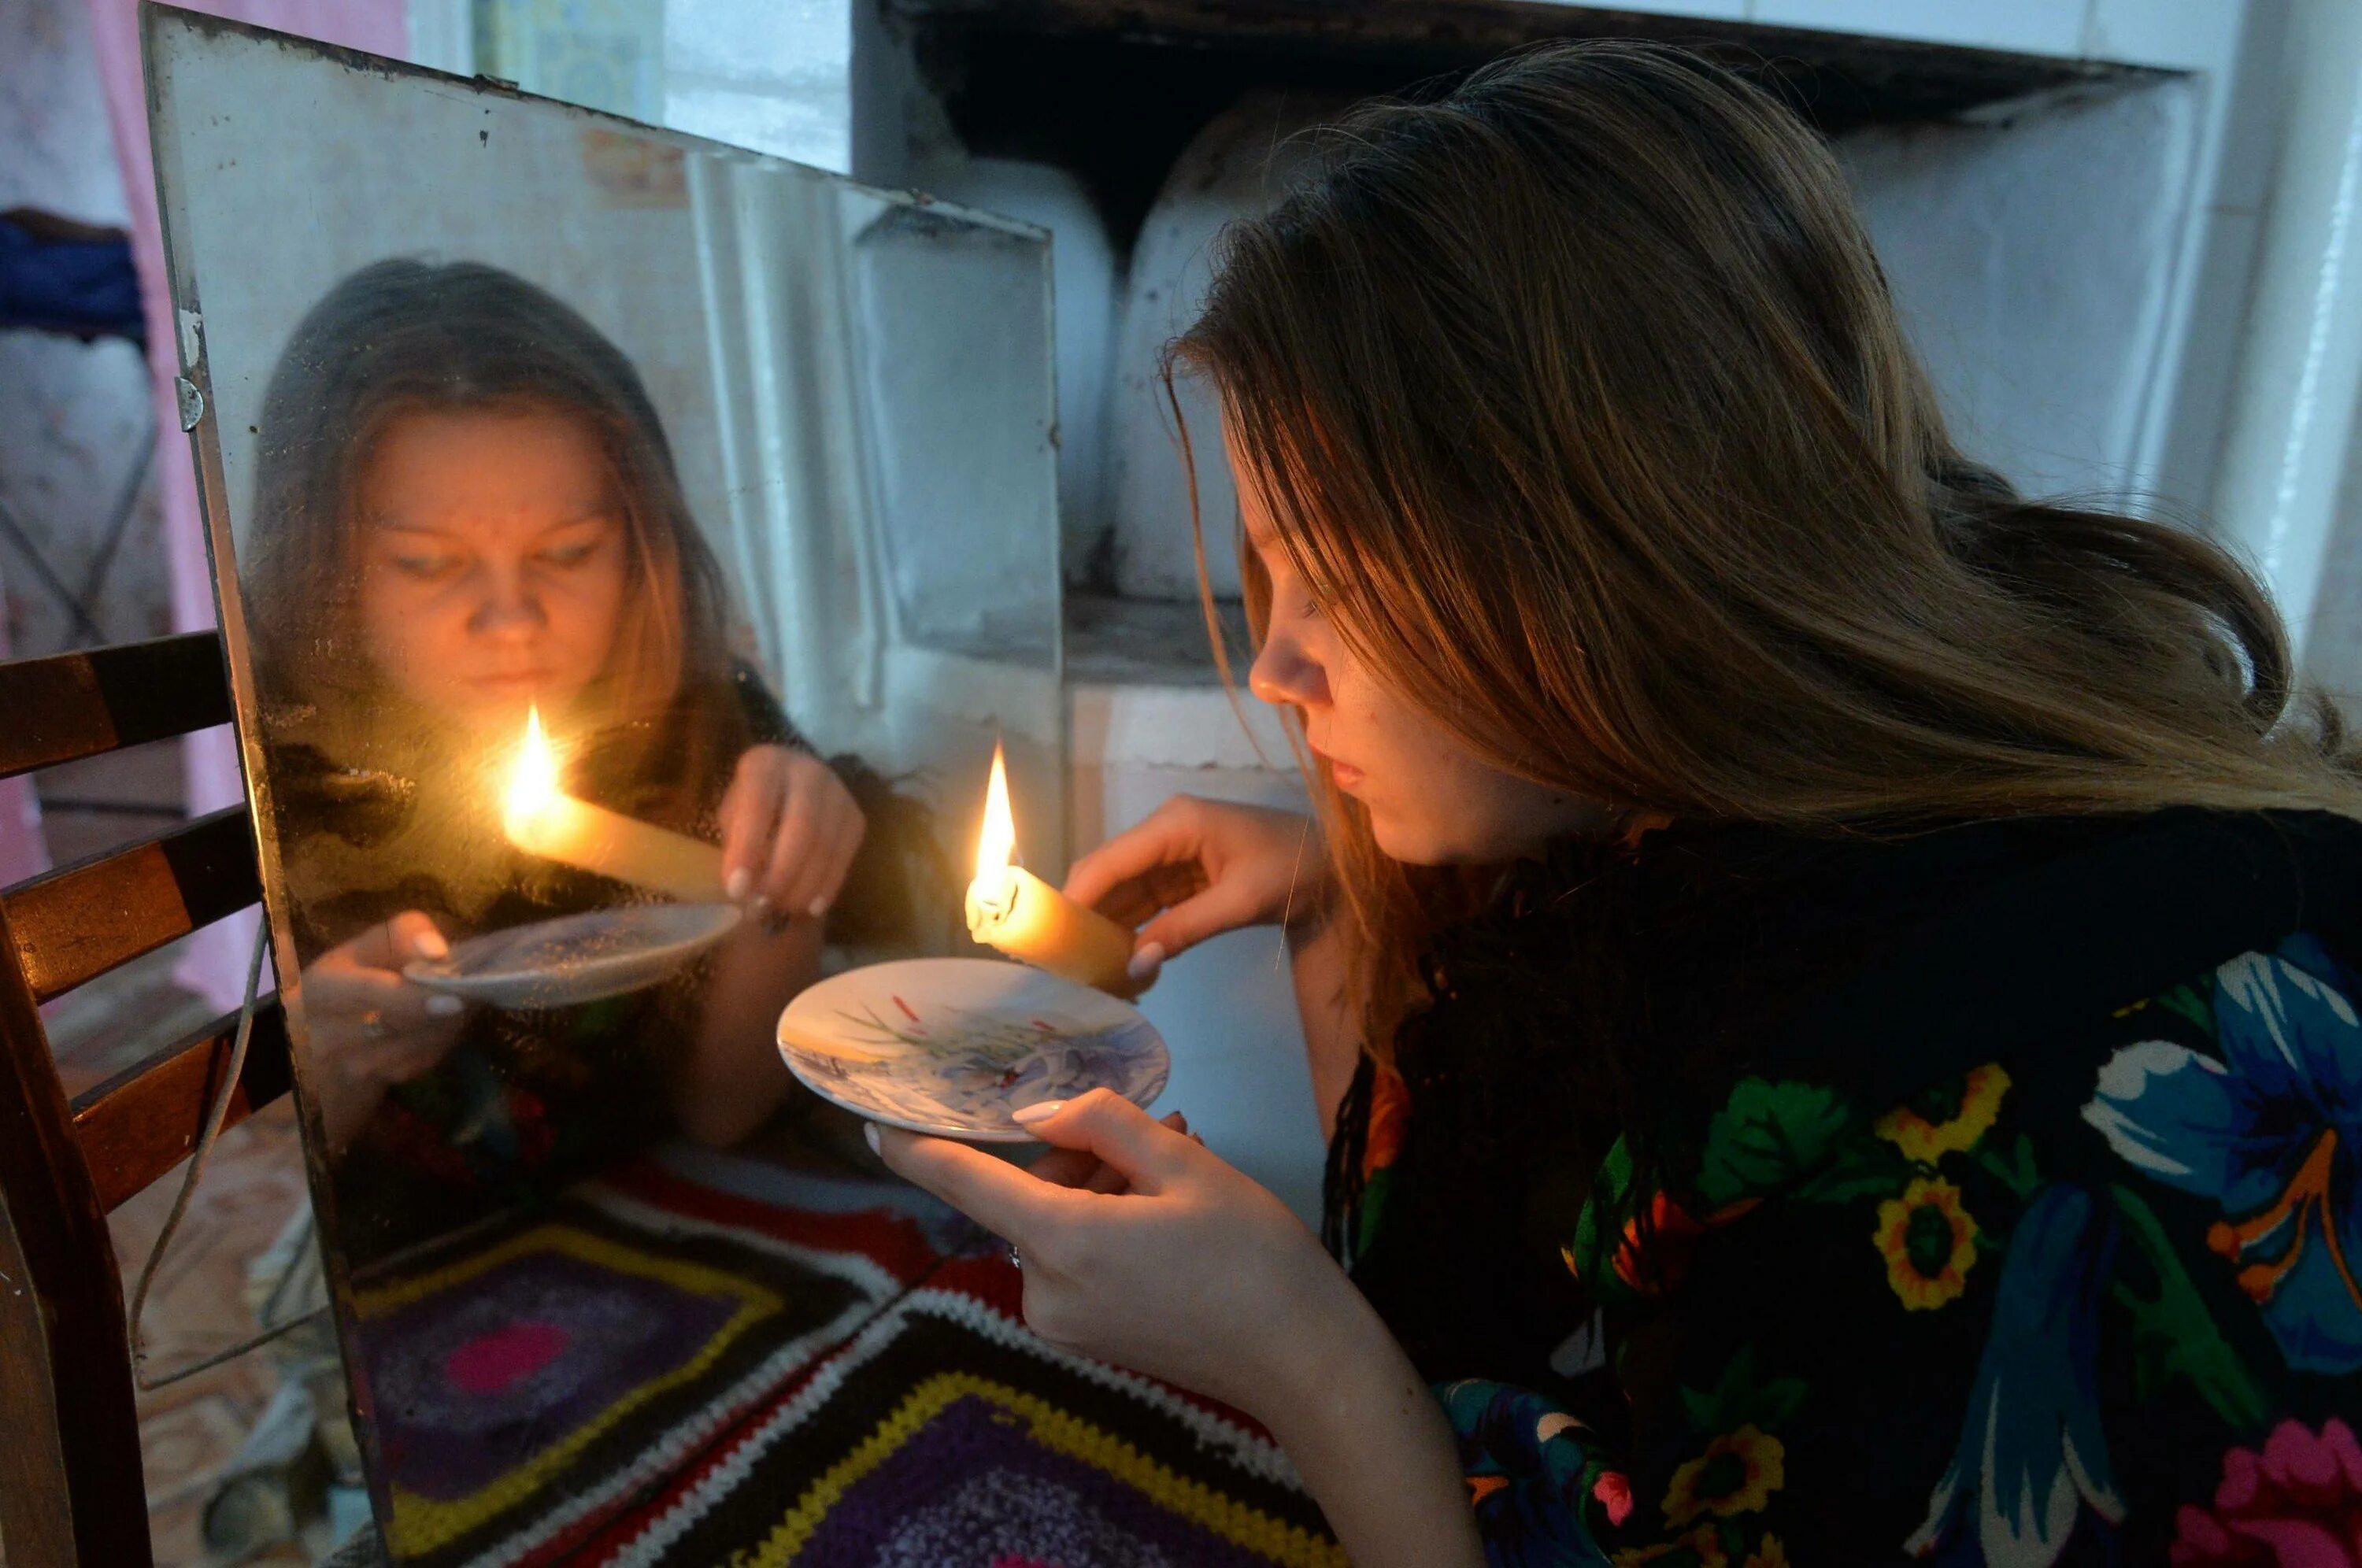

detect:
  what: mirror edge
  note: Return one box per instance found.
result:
[137,0,401,1527]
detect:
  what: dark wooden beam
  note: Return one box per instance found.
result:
[0,631,234,782]
[0,904,153,1567]
[1,807,261,1003]
[69,1000,293,1215]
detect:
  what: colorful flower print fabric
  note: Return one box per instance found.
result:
[2084,937,2362,1376]
[1375,932,2362,1566]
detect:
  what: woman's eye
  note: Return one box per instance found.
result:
[538,538,602,568]
[392,553,461,579]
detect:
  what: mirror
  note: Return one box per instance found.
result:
[145,10,1064,1559]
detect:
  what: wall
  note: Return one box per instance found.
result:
[1069,683,1323,1222]
[475,0,859,175]
[1841,78,2200,503]
[666,0,853,172]
[2211,0,2362,682]
[0,0,166,658]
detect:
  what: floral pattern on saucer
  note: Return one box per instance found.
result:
[777,958,1169,1141]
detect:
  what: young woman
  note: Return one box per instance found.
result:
[246,259,887,1263]
[874,42,2362,1566]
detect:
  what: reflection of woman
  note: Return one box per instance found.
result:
[249,259,868,1260]
[875,44,2362,1566]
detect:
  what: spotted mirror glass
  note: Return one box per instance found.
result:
[145,10,1063,1558]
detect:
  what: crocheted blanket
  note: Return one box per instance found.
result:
[348,1142,1341,1566]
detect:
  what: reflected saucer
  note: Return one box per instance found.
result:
[405,902,742,1009]
[777,957,1169,1141]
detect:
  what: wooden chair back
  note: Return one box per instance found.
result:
[0,631,294,1568]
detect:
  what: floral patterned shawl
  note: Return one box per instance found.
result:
[1327,808,2362,1566]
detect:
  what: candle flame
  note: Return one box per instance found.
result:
[975,741,1016,889]
[504,704,560,834]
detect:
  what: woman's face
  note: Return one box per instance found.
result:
[1235,442,1607,865]
[354,405,631,734]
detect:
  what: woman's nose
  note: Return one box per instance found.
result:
[468,568,547,638]
[1249,631,1328,709]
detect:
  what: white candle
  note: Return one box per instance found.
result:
[502,706,725,902]
[964,742,1142,998]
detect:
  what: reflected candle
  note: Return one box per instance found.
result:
[502,705,726,901]
[964,743,1142,998]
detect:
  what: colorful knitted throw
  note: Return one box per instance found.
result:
[348,1142,1342,1566]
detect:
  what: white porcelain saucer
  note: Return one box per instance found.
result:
[404,902,742,1010]
[777,957,1169,1141]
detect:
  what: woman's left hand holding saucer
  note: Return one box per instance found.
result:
[1028,1108,1198,1194]
[871,1090,1483,1567]
[867,1089,1362,1418]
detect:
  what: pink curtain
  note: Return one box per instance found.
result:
[0,558,50,888]
[81,0,409,1006]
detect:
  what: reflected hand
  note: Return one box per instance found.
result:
[305,911,469,1147]
[1061,797,1328,990]
[872,1088,1361,1418]
[718,745,865,926]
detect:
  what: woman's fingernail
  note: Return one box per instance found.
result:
[1012,1100,1066,1127]
[808,896,830,919]
[726,867,753,901]
[862,1122,882,1155]
[426,995,464,1017]
[1126,942,1165,981]
[416,929,450,960]
[750,895,772,921]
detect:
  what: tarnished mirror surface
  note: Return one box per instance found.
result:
[144,10,1061,1559]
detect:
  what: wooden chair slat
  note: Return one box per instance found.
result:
[0,905,152,1567]
[0,634,257,1566]
[68,1000,293,1215]
[1,808,261,1004]
[0,631,233,782]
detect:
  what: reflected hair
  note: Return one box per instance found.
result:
[1169,40,2362,1045]
[246,257,738,766]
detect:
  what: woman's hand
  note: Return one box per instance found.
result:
[304,912,468,1148]
[872,1089,1486,1568]
[871,1089,1359,1416]
[717,745,865,925]
[672,745,857,1146]
[1027,1108,1199,1194]
[1062,797,1328,989]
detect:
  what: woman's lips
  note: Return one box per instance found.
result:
[1314,749,1364,788]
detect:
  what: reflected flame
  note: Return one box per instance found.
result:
[504,704,560,833]
[974,741,1016,900]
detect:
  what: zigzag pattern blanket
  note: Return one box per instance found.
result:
[348,1141,1341,1566]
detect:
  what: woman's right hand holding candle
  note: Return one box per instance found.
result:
[716,745,865,927]
[1061,797,1331,990]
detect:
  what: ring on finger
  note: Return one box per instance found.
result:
[360,1008,389,1041]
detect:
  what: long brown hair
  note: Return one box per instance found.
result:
[1171,41,2362,1045]
[246,258,747,801]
